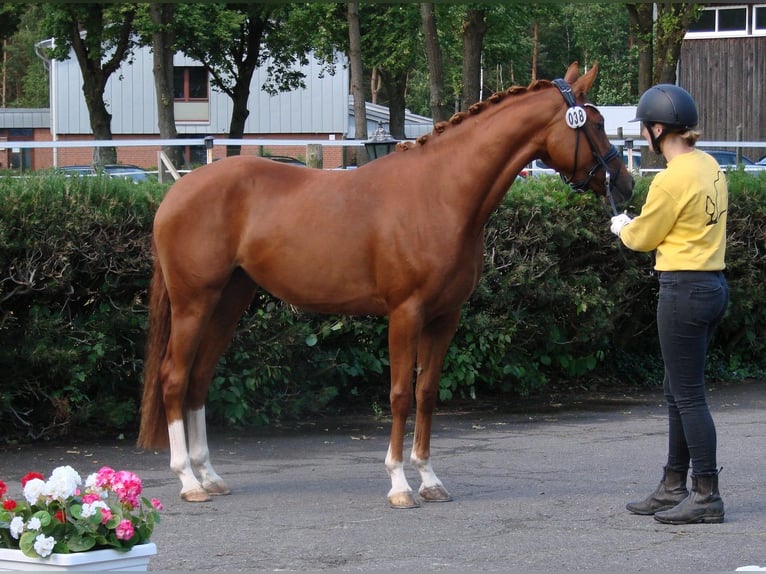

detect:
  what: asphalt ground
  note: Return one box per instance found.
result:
[2,379,765,573]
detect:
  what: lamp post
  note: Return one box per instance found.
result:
[364,122,398,161]
[624,137,634,173]
[204,135,215,165]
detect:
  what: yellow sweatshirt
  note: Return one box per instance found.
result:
[619,148,727,271]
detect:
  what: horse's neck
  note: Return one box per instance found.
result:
[422,90,557,227]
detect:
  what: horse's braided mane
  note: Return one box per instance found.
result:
[398,79,554,151]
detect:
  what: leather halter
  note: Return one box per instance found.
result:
[552,78,620,216]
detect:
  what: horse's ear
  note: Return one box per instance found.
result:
[563,61,580,83]
[573,62,599,96]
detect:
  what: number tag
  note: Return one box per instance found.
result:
[565,106,587,129]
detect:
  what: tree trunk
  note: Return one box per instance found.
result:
[420,3,449,123]
[224,16,266,157]
[149,3,182,169]
[460,8,486,111]
[227,80,253,157]
[531,21,539,81]
[379,68,407,140]
[78,73,115,166]
[370,67,381,105]
[66,6,137,166]
[626,3,654,97]
[654,3,699,85]
[347,1,367,140]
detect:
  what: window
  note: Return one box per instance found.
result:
[755,5,766,35]
[173,67,208,101]
[173,66,209,123]
[686,5,748,38]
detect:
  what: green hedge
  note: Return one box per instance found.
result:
[1,170,765,443]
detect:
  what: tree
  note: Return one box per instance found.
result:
[420,2,450,123]
[626,3,701,92]
[146,3,182,168]
[564,3,637,103]
[42,3,140,166]
[348,2,367,140]
[359,4,424,139]
[0,3,22,106]
[1,4,48,108]
[460,7,486,110]
[173,3,328,157]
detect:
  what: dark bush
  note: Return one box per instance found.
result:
[1,170,764,443]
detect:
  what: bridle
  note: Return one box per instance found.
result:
[552,78,620,216]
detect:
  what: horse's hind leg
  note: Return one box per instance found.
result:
[411,309,461,503]
[184,270,257,500]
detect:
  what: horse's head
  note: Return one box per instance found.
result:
[541,62,634,212]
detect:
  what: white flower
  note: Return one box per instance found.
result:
[23,478,46,505]
[27,516,42,531]
[81,500,109,518]
[9,516,24,539]
[33,533,56,558]
[84,472,98,490]
[83,472,108,499]
[45,466,81,500]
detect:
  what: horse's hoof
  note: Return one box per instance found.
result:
[419,485,452,503]
[180,487,211,503]
[388,491,420,509]
[203,481,231,496]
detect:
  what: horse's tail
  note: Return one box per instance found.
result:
[137,257,171,449]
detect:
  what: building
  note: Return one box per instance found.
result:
[3,42,351,170]
[678,3,766,160]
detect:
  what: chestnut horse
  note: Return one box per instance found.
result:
[138,62,633,508]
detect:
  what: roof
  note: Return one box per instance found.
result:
[347,97,434,140]
[0,108,51,129]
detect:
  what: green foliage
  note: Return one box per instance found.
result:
[0,173,166,439]
[2,171,765,444]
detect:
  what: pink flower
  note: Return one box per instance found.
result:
[112,471,142,508]
[151,498,163,511]
[100,507,113,525]
[82,493,100,504]
[114,519,134,541]
[94,467,116,489]
[0,479,6,498]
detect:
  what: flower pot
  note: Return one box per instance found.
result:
[0,543,156,571]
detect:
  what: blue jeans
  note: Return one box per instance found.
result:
[657,271,728,477]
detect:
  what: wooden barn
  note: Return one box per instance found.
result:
[678,3,766,162]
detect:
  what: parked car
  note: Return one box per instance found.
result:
[56,164,152,182]
[265,155,306,167]
[703,150,766,173]
[102,164,152,182]
[756,155,766,166]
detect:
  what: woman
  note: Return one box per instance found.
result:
[610,84,728,525]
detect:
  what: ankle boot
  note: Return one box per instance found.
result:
[654,472,724,524]
[626,466,688,515]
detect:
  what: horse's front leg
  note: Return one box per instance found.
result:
[410,310,461,503]
[384,305,422,509]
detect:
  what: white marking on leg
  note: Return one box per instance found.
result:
[168,419,203,495]
[186,407,225,488]
[385,443,413,498]
[411,451,443,491]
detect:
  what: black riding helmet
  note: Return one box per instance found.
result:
[631,84,698,154]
